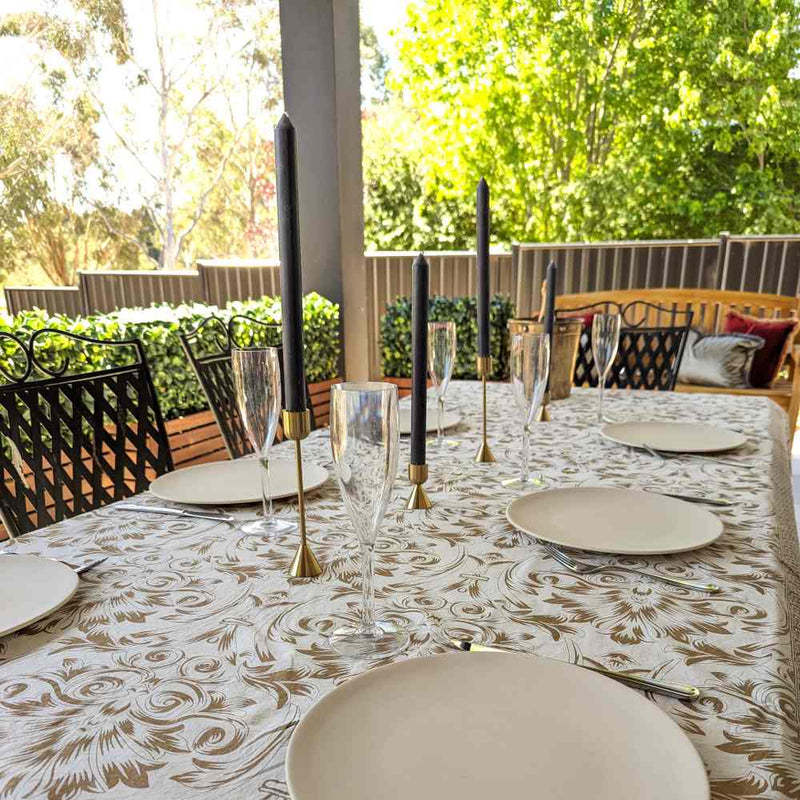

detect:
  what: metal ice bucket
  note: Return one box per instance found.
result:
[507,318,583,401]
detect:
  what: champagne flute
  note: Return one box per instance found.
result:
[231,347,295,534]
[427,321,457,447]
[502,332,550,489]
[328,381,408,658]
[591,313,621,424]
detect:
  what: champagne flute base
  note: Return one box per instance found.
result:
[501,475,546,489]
[427,437,460,449]
[328,621,409,659]
[240,517,297,535]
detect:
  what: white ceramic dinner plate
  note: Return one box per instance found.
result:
[506,486,723,555]
[601,421,746,454]
[149,458,328,506]
[0,555,79,638]
[286,652,709,800]
[398,406,460,435]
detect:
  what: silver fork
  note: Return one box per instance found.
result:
[0,550,107,575]
[543,543,720,593]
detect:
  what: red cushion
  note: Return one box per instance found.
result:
[562,311,596,329]
[722,311,799,387]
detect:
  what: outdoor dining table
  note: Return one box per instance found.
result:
[0,382,798,799]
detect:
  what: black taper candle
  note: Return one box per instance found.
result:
[274,114,305,412]
[543,261,557,395]
[410,253,429,465]
[543,261,557,337]
[476,178,490,358]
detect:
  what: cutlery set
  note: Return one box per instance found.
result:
[117,503,235,523]
[542,543,721,594]
[0,551,107,575]
[447,639,701,701]
[641,442,753,470]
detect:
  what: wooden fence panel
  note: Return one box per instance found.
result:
[4,287,85,317]
[197,260,281,306]
[720,235,800,295]
[364,251,513,379]
[80,270,205,313]
[514,240,720,317]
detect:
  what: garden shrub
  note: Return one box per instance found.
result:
[0,292,340,420]
[380,294,514,380]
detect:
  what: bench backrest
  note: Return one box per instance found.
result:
[555,288,799,334]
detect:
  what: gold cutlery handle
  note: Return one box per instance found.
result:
[590,666,700,701]
[460,642,700,701]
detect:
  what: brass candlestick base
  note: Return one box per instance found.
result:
[474,356,496,463]
[537,391,552,422]
[406,463,432,510]
[282,409,322,578]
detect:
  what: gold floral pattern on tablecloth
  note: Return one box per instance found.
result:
[0,384,798,799]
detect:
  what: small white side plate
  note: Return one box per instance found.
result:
[398,406,460,435]
[506,486,723,554]
[0,556,79,638]
[602,421,746,454]
[150,458,328,506]
[286,652,709,800]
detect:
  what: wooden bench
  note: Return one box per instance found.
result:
[555,288,800,437]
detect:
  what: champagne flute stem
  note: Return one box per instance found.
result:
[521,424,530,484]
[598,378,605,424]
[437,395,444,444]
[360,541,376,632]
[259,455,272,521]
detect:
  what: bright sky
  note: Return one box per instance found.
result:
[361,0,411,63]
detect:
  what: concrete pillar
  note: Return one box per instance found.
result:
[278,0,369,380]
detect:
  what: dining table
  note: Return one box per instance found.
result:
[0,381,798,799]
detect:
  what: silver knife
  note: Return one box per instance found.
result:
[450,639,700,701]
[116,503,235,523]
[74,556,108,575]
[642,443,754,470]
[656,492,732,508]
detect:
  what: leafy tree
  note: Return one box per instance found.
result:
[360,23,390,105]
[0,81,141,284]
[1,0,284,274]
[363,103,475,250]
[367,0,800,247]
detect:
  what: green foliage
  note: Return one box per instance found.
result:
[1,292,340,420]
[380,294,513,380]
[363,0,800,247]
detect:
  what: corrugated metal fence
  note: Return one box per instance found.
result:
[4,261,282,316]
[5,235,800,377]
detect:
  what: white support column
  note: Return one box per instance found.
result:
[278,0,369,380]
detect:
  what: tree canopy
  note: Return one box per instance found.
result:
[364,0,800,249]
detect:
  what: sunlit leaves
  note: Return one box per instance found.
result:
[366,0,800,245]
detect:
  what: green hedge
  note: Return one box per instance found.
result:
[380,294,514,380]
[0,292,340,420]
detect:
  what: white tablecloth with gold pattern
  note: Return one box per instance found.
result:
[1,383,798,799]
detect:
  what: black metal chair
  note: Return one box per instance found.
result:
[557,301,624,387]
[0,329,173,537]
[560,301,693,390]
[179,315,315,460]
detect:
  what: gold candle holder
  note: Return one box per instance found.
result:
[537,390,552,422]
[474,355,496,463]
[282,409,322,578]
[406,463,432,510]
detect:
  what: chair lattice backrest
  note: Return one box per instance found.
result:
[559,301,693,391]
[179,315,315,460]
[0,329,173,537]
